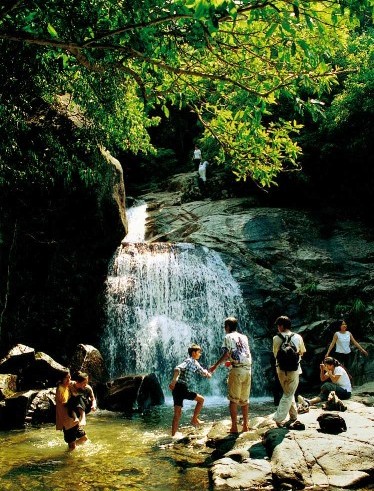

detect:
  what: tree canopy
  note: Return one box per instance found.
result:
[0,0,372,187]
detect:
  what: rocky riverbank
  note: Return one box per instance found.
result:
[161,382,374,490]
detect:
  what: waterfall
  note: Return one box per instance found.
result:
[102,201,259,396]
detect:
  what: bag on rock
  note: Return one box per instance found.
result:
[317,413,347,434]
[276,333,299,372]
[322,391,347,412]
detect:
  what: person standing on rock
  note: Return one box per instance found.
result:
[193,145,202,169]
[169,344,212,437]
[272,315,306,428]
[326,319,368,369]
[209,317,252,433]
[55,369,88,450]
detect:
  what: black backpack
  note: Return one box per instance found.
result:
[317,413,347,434]
[276,333,299,372]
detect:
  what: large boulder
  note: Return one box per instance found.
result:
[1,389,39,429]
[97,374,164,413]
[0,344,35,376]
[22,352,68,390]
[97,375,144,412]
[136,373,165,412]
[69,344,109,386]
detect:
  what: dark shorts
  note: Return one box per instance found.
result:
[63,424,86,444]
[172,382,197,407]
[319,382,351,401]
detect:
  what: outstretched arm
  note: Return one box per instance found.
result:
[350,334,368,356]
[326,333,338,357]
[209,351,229,373]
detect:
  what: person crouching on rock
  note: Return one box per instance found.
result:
[298,357,352,408]
[55,369,88,450]
[169,344,212,437]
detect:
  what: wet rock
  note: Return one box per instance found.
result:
[21,352,67,390]
[136,373,165,412]
[211,457,273,490]
[2,389,39,429]
[69,344,109,386]
[28,388,56,425]
[0,374,17,400]
[97,375,144,412]
[0,344,35,377]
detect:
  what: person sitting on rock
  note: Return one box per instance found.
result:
[66,371,97,426]
[169,344,212,437]
[298,357,352,408]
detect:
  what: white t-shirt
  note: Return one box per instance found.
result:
[334,365,352,392]
[193,148,202,160]
[222,331,251,367]
[335,331,351,354]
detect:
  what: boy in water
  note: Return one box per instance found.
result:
[66,371,97,426]
[169,344,212,436]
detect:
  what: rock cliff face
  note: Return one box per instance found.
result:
[137,172,374,391]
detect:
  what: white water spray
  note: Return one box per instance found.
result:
[102,201,258,395]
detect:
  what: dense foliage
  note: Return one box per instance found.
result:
[1,0,372,188]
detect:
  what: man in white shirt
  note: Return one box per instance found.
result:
[193,145,202,167]
[209,317,252,433]
[273,315,306,427]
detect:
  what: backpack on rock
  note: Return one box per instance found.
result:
[276,333,299,372]
[317,413,347,434]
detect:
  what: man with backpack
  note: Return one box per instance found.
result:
[273,315,306,427]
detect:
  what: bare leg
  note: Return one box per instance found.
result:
[172,406,182,436]
[241,403,249,432]
[191,394,204,426]
[309,396,322,405]
[78,408,86,426]
[68,441,76,451]
[71,410,79,423]
[229,401,239,433]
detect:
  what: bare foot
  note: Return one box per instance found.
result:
[191,418,203,427]
[229,427,239,434]
[242,426,249,432]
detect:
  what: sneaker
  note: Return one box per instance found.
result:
[297,395,310,407]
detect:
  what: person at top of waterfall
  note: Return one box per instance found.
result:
[66,371,97,427]
[169,344,212,437]
[198,160,208,182]
[193,145,202,168]
[325,319,368,368]
[272,315,306,428]
[209,317,252,433]
[298,356,352,408]
[55,369,88,450]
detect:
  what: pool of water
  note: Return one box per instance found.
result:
[0,397,273,491]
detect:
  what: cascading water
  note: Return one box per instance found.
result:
[102,201,259,396]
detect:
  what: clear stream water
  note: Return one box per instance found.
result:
[0,398,273,491]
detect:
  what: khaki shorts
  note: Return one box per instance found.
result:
[227,366,251,406]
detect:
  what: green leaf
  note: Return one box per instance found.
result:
[47,23,58,38]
